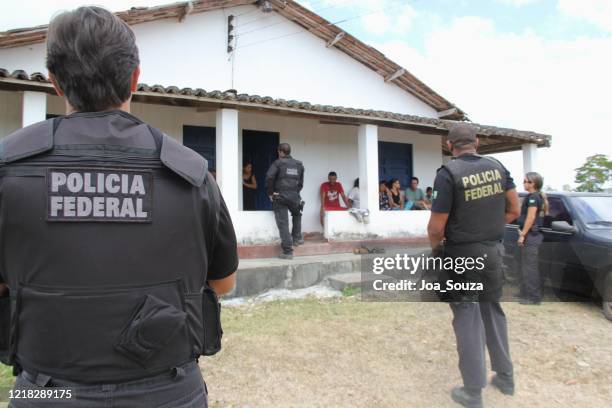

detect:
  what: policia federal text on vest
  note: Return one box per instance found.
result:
[0,111,235,384]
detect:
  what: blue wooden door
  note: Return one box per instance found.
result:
[183,125,216,171]
[378,141,413,189]
[243,130,280,211]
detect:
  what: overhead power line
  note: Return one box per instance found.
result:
[235,1,340,32]
[235,0,411,50]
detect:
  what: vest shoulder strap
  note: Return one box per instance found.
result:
[479,154,505,170]
[0,119,55,164]
[156,130,208,187]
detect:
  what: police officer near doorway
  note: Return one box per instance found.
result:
[427,123,520,408]
[266,143,305,260]
[0,6,237,407]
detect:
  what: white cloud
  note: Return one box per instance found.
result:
[297,0,417,36]
[376,16,612,189]
[557,0,612,32]
[360,3,417,36]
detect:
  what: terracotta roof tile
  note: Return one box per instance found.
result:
[0,68,551,151]
[0,0,464,119]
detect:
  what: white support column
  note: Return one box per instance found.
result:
[358,124,379,211]
[216,108,239,212]
[21,91,47,127]
[522,143,538,175]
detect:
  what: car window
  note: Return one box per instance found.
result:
[544,197,573,227]
[569,196,612,228]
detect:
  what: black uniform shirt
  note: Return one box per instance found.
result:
[208,194,239,280]
[518,192,543,233]
[431,153,516,243]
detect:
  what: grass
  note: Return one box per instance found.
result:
[202,296,612,407]
[1,297,610,407]
[341,285,361,297]
[0,363,12,408]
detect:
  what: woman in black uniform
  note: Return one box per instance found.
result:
[517,172,548,305]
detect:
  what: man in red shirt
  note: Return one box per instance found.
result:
[320,171,349,225]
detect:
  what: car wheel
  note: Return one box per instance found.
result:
[603,271,612,322]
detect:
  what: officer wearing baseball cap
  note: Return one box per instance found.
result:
[0,6,237,407]
[428,123,521,408]
[266,143,305,259]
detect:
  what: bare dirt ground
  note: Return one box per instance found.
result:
[201,297,612,408]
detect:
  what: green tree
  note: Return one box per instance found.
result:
[574,154,612,192]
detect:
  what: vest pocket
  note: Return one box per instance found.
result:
[184,291,204,357]
[16,279,192,383]
[114,294,187,365]
[202,284,222,356]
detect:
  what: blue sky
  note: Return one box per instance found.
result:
[301,0,610,47]
[295,0,612,190]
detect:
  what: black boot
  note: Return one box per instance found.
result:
[451,387,483,408]
[491,373,515,395]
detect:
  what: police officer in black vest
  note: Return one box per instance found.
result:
[428,123,520,408]
[265,143,305,260]
[0,7,237,407]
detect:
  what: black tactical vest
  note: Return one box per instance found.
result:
[442,154,509,244]
[0,110,219,383]
[273,156,303,202]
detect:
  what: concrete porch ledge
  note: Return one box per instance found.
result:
[231,210,431,247]
[231,245,430,298]
[231,253,360,298]
[324,210,430,241]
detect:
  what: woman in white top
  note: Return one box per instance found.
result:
[348,178,360,208]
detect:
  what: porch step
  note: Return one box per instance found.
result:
[238,237,429,259]
[328,272,393,292]
[231,253,360,298]
[238,239,354,259]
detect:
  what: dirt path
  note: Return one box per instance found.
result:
[201,297,611,407]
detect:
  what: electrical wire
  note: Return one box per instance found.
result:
[235,0,410,50]
[233,0,366,30]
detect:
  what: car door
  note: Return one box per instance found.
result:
[540,196,587,294]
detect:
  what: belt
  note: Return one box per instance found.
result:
[22,360,197,388]
[445,239,502,246]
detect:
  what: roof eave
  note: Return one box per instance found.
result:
[0,71,551,154]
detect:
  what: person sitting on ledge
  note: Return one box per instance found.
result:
[379,180,392,211]
[405,177,431,210]
[320,171,349,225]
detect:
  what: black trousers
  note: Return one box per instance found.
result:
[519,233,543,301]
[272,198,302,255]
[450,302,514,389]
[443,242,514,390]
[8,360,207,408]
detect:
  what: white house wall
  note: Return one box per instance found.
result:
[0,90,22,138]
[0,4,438,118]
[4,93,442,244]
